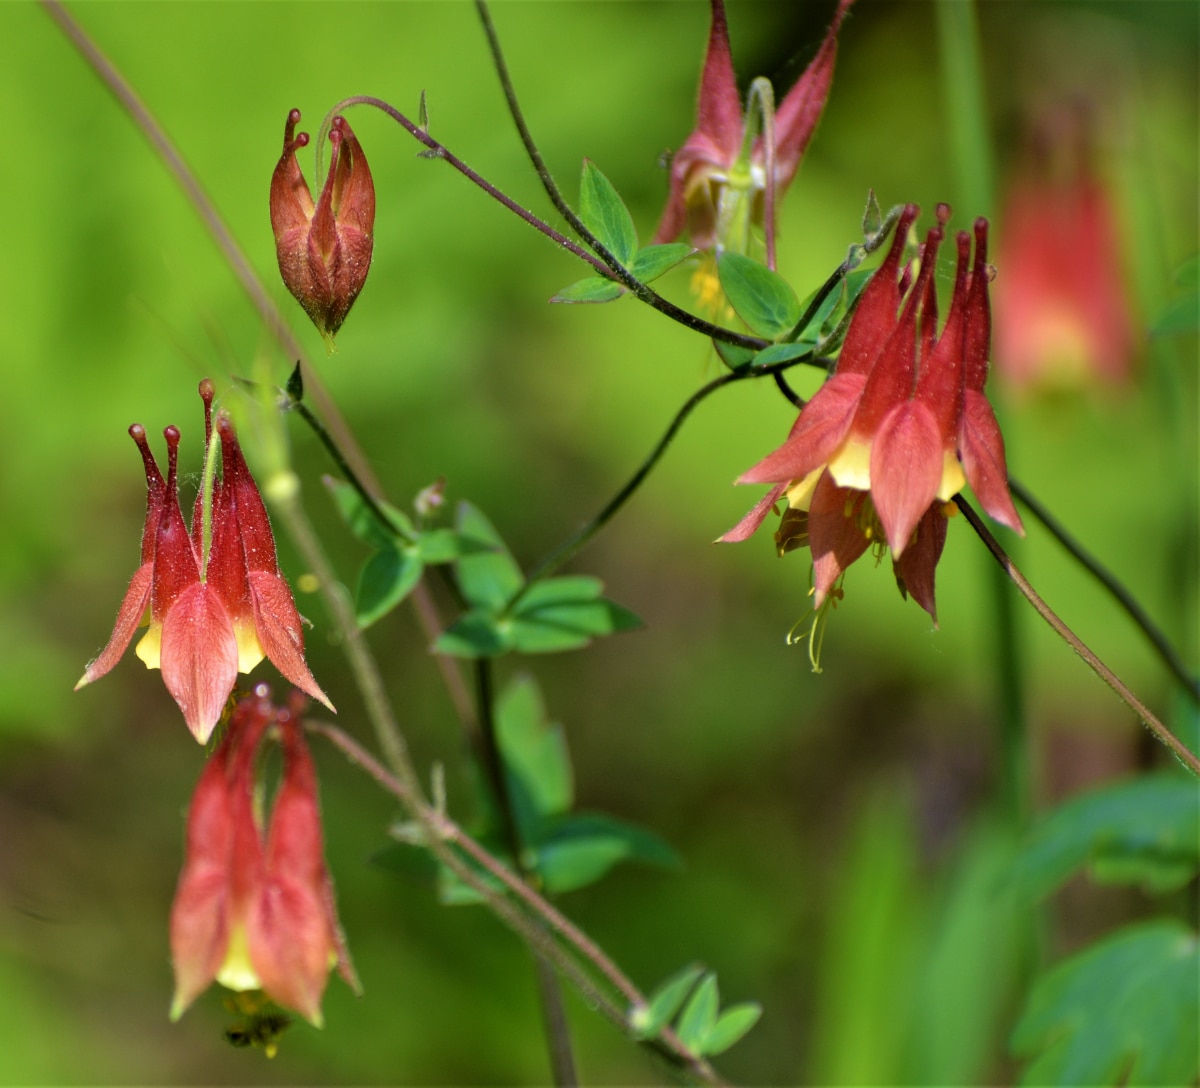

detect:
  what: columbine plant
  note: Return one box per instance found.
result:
[76,381,331,742]
[56,0,1200,1081]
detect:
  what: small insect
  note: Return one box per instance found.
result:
[222,991,294,1059]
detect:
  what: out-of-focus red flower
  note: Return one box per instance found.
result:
[654,0,853,255]
[76,382,332,742]
[270,109,375,343]
[170,688,358,1026]
[994,109,1137,392]
[722,206,1023,627]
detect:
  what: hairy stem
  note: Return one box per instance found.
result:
[308,719,727,1085]
[1011,477,1200,704]
[955,495,1200,775]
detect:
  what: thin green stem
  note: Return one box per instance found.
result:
[955,495,1200,776]
[507,351,822,613]
[1010,477,1200,704]
[508,370,744,611]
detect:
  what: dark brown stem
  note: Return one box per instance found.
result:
[955,495,1200,775]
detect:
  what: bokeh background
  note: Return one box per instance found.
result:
[1,1,1196,1083]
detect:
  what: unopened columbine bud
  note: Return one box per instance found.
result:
[270,109,375,343]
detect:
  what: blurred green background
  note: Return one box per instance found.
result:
[1,1,1195,1083]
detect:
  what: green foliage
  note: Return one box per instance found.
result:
[387,673,676,902]
[633,967,762,1057]
[326,480,490,627]
[579,159,638,265]
[717,253,802,339]
[550,277,625,304]
[434,505,641,658]
[1010,773,1200,900]
[1011,921,1200,1087]
[552,161,693,303]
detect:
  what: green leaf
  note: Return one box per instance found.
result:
[631,243,694,283]
[533,812,680,894]
[356,546,424,627]
[713,340,756,371]
[752,342,814,367]
[703,1002,763,1056]
[325,476,412,548]
[510,597,642,655]
[579,160,638,265]
[497,674,573,826]
[517,575,603,606]
[1011,921,1199,1087]
[415,529,493,564]
[717,253,802,339]
[632,964,706,1040]
[550,276,625,304]
[1010,774,1200,900]
[676,973,720,1053]
[433,610,513,658]
[794,278,846,341]
[452,502,524,611]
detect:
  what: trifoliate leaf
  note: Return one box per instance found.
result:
[497,674,573,826]
[1010,773,1200,901]
[550,276,625,304]
[703,1002,763,1056]
[452,502,524,611]
[752,342,814,367]
[325,476,412,548]
[415,529,493,564]
[1011,921,1199,1087]
[433,610,513,658]
[532,812,680,894]
[356,546,423,627]
[631,243,695,283]
[717,253,801,339]
[579,160,638,265]
[676,974,720,1053]
[632,964,706,1040]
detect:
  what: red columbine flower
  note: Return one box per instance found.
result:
[270,109,375,344]
[723,206,1023,628]
[653,0,853,254]
[993,108,1137,393]
[77,382,332,743]
[170,688,358,1026]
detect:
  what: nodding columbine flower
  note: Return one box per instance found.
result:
[270,109,375,344]
[170,688,358,1027]
[653,0,853,257]
[994,105,1137,394]
[76,381,332,743]
[722,205,1023,647]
